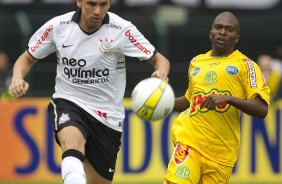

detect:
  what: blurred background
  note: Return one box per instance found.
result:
[0,0,282,184]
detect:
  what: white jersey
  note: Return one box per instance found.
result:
[27,10,156,132]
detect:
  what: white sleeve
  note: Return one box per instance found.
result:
[28,18,57,60]
[121,24,156,61]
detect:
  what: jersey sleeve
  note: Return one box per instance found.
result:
[184,58,195,102]
[120,24,156,61]
[241,58,270,105]
[28,18,57,60]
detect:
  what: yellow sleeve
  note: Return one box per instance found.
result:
[241,59,270,105]
[184,59,194,102]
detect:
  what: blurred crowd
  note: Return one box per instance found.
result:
[0,51,12,99]
[256,46,282,103]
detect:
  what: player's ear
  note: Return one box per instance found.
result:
[209,31,212,40]
[235,35,240,43]
[77,0,82,8]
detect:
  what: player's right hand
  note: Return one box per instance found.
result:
[9,78,29,97]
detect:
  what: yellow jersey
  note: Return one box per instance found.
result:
[266,70,280,99]
[172,50,270,167]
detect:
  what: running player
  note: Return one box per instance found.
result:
[9,0,170,184]
[164,11,270,184]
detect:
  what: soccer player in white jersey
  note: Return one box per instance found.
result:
[9,0,170,184]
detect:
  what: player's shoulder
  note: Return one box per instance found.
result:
[47,11,76,27]
[107,12,132,30]
[232,50,255,64]
[192,51,212,62]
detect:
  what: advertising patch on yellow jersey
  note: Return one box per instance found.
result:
[189,88,231,117]
[173,142,191,165]
[243,58,257,88]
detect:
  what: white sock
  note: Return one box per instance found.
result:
[61,156,86,184]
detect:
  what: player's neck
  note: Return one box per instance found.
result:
[211,50,234,57]
[79,23,102,33]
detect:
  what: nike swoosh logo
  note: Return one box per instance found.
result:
[109,168,115,172]
[62,44,73,48]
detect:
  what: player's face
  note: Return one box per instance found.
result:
[209,16,240,56]
[77,0,110,32]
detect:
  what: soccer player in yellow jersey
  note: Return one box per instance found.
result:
[164,11,270,184]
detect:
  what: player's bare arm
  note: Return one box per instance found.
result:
[147,52,170,81]
[174,96,190,112]
[10,51,36,97]
[201,94,268,118]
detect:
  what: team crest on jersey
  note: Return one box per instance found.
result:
[204,71,217,85]
[190,89,231,117]
[175,166,190,179]
[99,38,113,54]
[59,113,70,125]
[173,143,190,165]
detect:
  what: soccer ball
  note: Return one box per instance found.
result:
[131,77,175,121]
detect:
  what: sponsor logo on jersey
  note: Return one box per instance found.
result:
[94,110,108,120]
[243,58,257,88]
[109,168,115,172]
[99,38,113,54]
[204,71,217,85]
[108,23,122,30]
[125,29,152,55]
[192,67,200,77]
[173,143,190,165]
[190,89,231,117]
[210,62,220,66]
[60,21,73,25]
[226,66,239,75]
[61,57,110,84]
[62,44,74,48]
[31,25,53,52]
[117,61,125,69]
[175,166,190,179]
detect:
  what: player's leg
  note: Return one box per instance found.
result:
[48,98,88,184]
[84,159,111,184]
[84,118,122,184]
[163,142,201,184]
[58,126,86,184]
[200,157,233,184]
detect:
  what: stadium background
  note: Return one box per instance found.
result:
[1,0,282,183]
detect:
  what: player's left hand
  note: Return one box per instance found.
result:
[200,94,231,110]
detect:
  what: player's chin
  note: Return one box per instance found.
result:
[88,19,102,26]
[214,44,229,53]
[214,42,226,48]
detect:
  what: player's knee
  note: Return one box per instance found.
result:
[58,127,86,152]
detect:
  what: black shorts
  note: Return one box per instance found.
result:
[47,98,122,181]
